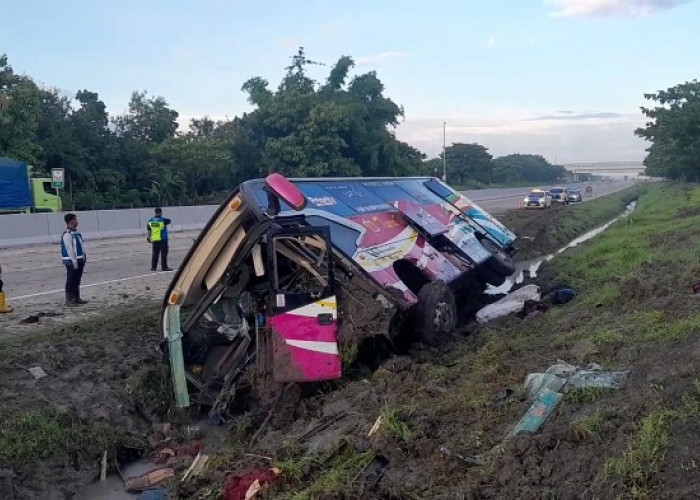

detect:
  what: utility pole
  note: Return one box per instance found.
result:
[442,121,447,182]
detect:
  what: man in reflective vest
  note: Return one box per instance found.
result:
[147,207,172,272]
[61,213,88,306]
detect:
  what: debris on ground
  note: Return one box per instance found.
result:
[139,489,168,500]
[525,360,630,399]
[181,452,209,482]
[224,467,281,500]
[476,284,540,323]
[124,468,175,492]
[28,366,47,379]
[501,360,631,439]
[516,299,549,319]
[455,359,634,466]
[19,311,62,324]
[507,387,564,438]
[543,286,577,305]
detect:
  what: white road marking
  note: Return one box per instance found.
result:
[11,271,175,301]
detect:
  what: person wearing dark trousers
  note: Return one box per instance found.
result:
[60,213,88,306]
[147,208,172,271]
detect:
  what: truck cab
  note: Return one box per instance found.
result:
[0,157,61,213]
[30,177,62,212]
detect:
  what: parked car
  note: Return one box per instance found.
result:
[160,174,519,412]
[548,186,569,205]
[567,187,582,202]
[523,189,552,209]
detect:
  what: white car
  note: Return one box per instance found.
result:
[523,189,552,209]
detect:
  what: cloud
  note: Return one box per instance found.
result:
[355,51,406,67]
[526,111,625,121]
[395,113,647,163]
[487,36,496,48]
[545,0,691,17]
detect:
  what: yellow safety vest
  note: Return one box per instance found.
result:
[148,220,165,242]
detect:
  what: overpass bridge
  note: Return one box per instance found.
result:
[562,161,646,178]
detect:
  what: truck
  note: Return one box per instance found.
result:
[0,157,62,213]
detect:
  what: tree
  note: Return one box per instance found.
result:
[443,143,493,185]
[152,136,235,200]
[0,56,44,163]
[115,91,179,143]
[635,80,700,181]
[238,48,421,179]
[491,154,566,184]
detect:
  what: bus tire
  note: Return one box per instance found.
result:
[415,280,457,346]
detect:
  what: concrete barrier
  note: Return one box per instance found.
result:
[0,205,219,249]
[0,213,53,246]
[48,211,101,244]
[97,209,144,239]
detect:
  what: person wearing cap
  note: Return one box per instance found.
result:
[147,208,172,272]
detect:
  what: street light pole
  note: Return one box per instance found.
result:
[442,121,447,182]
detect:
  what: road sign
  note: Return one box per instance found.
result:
[51,168,65,189]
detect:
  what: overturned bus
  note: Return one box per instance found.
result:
[161,174,518,415]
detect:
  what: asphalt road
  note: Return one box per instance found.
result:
[0,180,636,323]
[462,180,636,214]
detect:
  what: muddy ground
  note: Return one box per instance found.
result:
[5,183,700,499]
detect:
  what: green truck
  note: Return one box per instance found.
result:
[0,157,62,213]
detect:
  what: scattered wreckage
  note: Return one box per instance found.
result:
[160,174,519,415]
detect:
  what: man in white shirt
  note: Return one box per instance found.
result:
[60,213,88,306]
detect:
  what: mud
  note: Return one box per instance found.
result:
[8,184,700,499]
[0,307,164,499]
[335,268,399,366]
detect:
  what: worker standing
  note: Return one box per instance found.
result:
[61,213,88,306]
[147,208,172,272]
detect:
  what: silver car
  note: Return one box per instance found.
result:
[523,189,552,209]
[567,187,582,202]
[548,187,569,204]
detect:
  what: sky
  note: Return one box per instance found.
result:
[1,0,698,164]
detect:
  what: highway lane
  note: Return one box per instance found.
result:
[0,180,637,328]
[462,180,636,213]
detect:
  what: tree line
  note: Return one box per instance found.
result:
[0,49,569,210]
[636,80,700,182]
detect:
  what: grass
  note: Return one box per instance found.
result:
[570,412,610,440]
[565,387,612,404]
[127,362,178,420]
[0,410,125,466]
[12,182,700,498]
[602,383,700,496]
[271,182,700,497]
[380,405,414,442]
[603,409,672,494]
[274,438,376,500]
